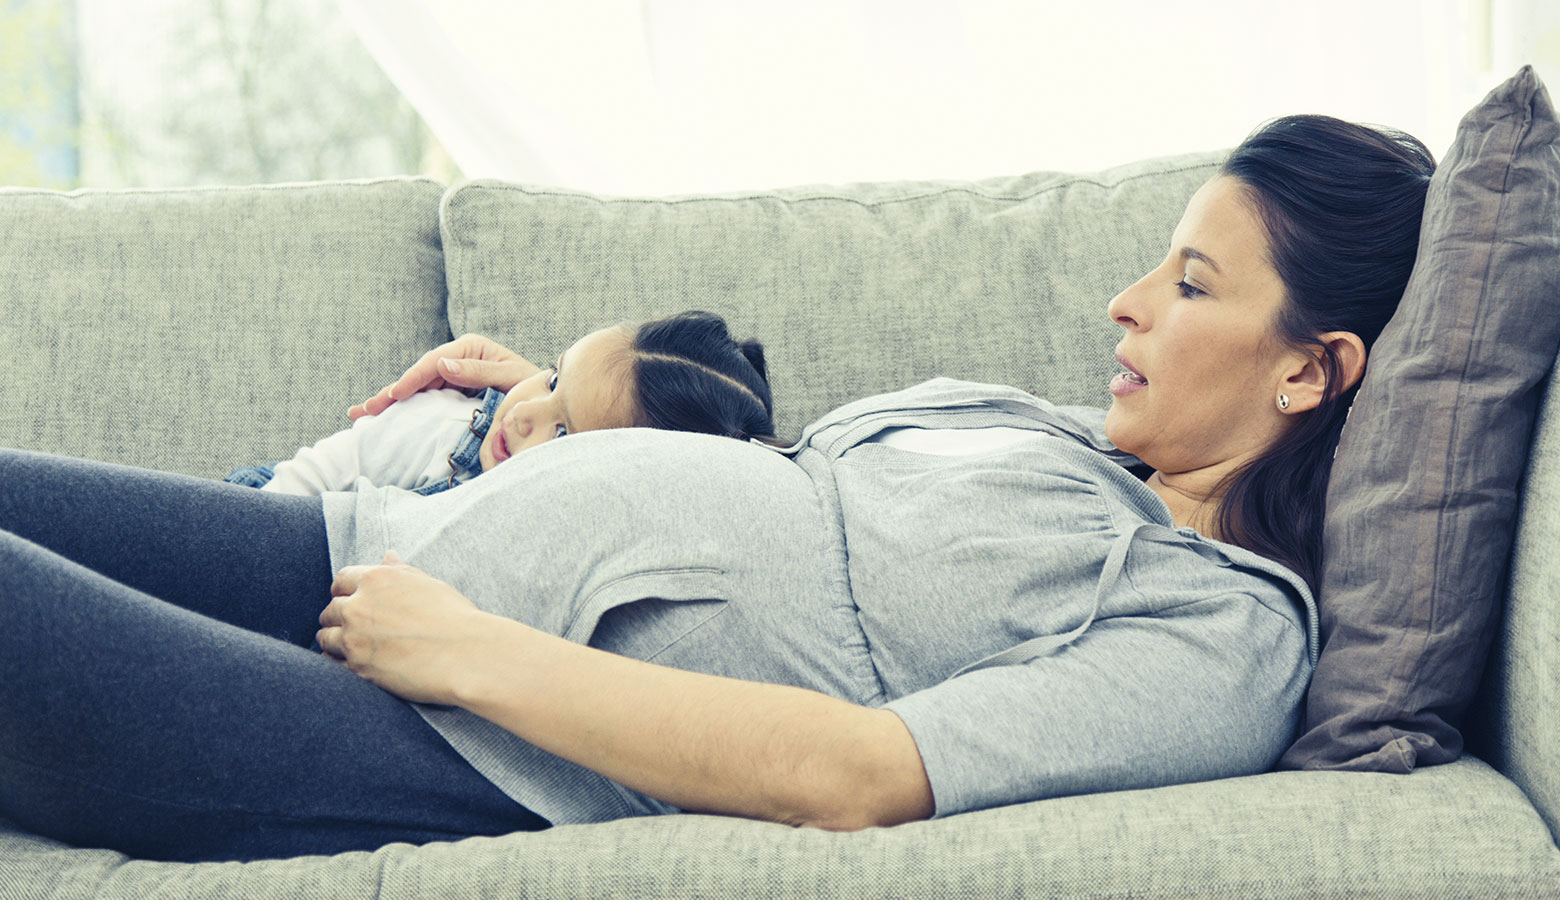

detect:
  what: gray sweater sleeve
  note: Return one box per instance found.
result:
[887,586,1311,817]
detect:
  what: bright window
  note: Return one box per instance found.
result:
[1,0,458,188]
[5,1,1559,192]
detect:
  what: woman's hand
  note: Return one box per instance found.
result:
[318,551,492,705]
[348,334,543,420]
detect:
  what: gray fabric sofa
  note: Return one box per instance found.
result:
[1,155,1558,897]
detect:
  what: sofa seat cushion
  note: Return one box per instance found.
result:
[3,757,1553,898]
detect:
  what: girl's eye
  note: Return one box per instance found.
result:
[547,369,559,391]
[554,423,568,438]
[1175,279,1205,299]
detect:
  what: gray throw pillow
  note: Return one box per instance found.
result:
[1280,66,1560,771]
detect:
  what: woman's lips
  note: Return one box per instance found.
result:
[1111,349,1148,396]
[1113,350,1147,381]
[1109,372,1148,397]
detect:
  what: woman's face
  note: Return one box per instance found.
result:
[478,325,639,471]
[1104,175,1296,477]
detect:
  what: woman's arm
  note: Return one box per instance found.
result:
[318,556,935,830]
[349,333,542,421]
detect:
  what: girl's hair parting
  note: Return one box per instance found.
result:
[629,310,779,444]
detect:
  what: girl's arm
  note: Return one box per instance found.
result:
[318,556,935,830]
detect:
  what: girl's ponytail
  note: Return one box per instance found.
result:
[736,339,770,389]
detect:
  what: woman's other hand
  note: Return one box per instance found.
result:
[318,551,490,705]
[349,334,543,420]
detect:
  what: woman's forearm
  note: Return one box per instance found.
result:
[451,613,935,829]
[320,561,933,828]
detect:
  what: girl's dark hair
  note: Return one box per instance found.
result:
[1213,115,1434,595]
[628,310,778,444]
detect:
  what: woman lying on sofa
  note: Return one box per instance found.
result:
[0,114,1434,863]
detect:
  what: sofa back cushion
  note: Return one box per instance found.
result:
[439,153,1222,441]
[1472,366,1560,841]
[0,178,451,477]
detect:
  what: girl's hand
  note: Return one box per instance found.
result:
[318,551,490,705]
[349,333,543,420]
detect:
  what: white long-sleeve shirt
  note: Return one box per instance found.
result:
[261,388,486,495]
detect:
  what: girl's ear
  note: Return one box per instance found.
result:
[1280,331,1366,413]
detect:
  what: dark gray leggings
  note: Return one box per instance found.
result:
[0,449,545,862]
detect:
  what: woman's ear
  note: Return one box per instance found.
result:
[1280,331,1367,413]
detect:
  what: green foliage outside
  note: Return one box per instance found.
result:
[0,0,76,188]
[1,0,459,189]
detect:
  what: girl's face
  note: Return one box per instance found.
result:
[478,326,639,471]
[1103,176,1298,477]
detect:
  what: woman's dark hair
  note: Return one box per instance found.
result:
[627,310,778,444]
[1213,115,1435,595]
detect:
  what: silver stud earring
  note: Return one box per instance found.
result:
[1278,394,1290,410]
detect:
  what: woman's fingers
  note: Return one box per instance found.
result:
[329,564,374,598]
[428,356,540,392]
[348,386,433,421]
[347,334,536,420]
[316,625,345,659]
[317,587,350,660]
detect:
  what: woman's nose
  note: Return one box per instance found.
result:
[1107,277,1147,330]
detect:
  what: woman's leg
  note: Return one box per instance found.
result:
[0,528,546,862]
[0,448,330,645]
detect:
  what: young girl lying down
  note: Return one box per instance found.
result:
[227,310,776,495]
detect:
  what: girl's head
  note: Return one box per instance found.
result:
[1104,114,1434,592]
[478,310,775,470]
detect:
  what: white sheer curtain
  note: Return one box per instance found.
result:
[338,0,1531,195]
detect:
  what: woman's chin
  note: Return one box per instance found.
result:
[1103,408,1141,458]
[1103,405,1125,443]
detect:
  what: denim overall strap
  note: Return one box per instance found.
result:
[413,387,506,496]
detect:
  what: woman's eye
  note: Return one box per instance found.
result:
[1175,279,1205,299]
[554,423,568,438]
[547,369,559,391]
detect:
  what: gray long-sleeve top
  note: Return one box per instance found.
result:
[323,379,1318,826]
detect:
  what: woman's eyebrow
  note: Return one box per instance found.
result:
[554,350,576,434]
[1179,246,1223,275]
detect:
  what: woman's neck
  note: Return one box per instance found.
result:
[1145,471,1226,541]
